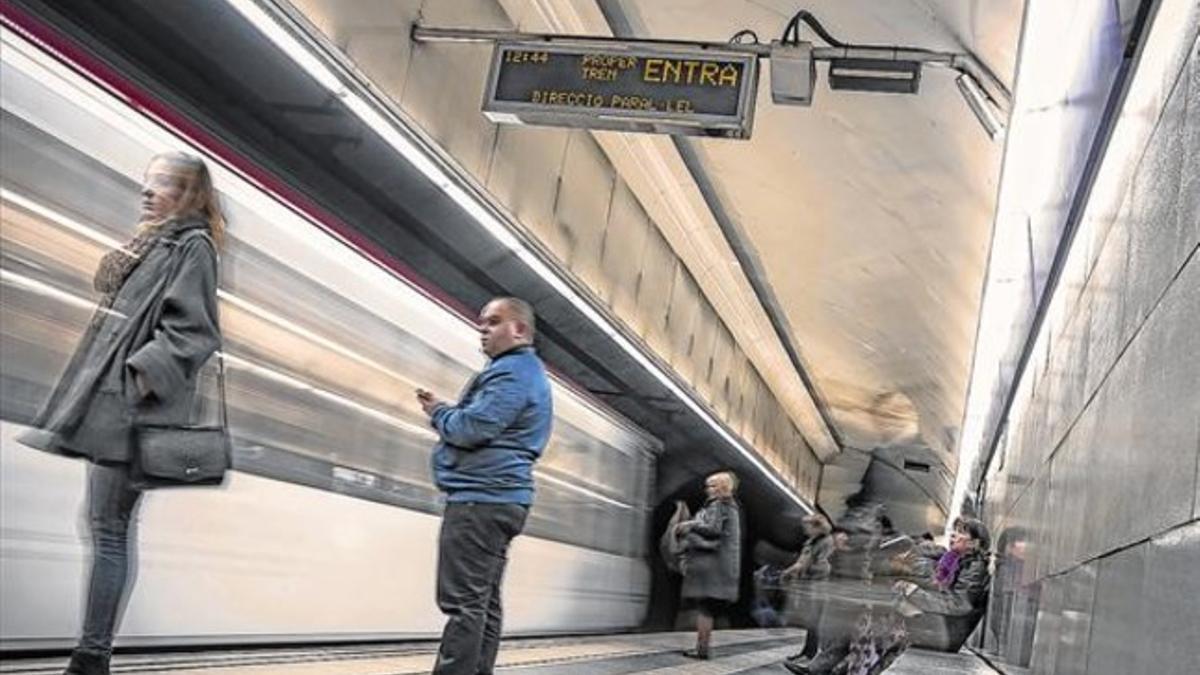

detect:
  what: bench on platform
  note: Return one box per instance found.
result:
[776,577,985,652]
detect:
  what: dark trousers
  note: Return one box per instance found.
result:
[800,593,831,658]
[433,502,528,675]
[78,463,144,657]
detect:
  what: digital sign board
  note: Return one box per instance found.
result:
[483,42,758,139]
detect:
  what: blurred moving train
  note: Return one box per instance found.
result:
[0,26,658,650]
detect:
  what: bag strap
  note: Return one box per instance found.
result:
[165,227,227,431]
[216,350,229,431]
[194,230,228,432]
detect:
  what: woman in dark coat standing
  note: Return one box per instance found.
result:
[20,152,225,675]
[676,470,742,660]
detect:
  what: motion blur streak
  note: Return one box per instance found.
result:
[0,23,657,649]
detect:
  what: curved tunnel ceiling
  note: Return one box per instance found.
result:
[281,0,1031,530]
[603,0,1024,468]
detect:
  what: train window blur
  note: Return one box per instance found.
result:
[0,34,657,559]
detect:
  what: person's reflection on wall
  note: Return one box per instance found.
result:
[989,526,1034,666]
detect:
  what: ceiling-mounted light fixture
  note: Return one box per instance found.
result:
[828,57,922,94]
[955,73,1005,139]
[768,9,1012,136]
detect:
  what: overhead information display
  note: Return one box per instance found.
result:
[483,42,758,139]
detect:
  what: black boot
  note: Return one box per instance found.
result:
[803,645,848,675]
[783,658,812,674]
[63,650,110,675]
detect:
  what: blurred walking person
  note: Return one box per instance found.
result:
[676,470,743,660]
[416,297,552,675]
[20,152,227,675]
[782,514,836,664]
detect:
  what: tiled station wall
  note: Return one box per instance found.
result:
[288,0,822,499]
[982,34,1199,675]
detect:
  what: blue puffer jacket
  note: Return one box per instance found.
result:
[430,346,552,504]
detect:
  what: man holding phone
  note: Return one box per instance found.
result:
[417,297,552,675]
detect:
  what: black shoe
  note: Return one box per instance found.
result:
[682,649,710,660]
[64,650,109,675]
[783,659,811,674]
[803,648,844,675]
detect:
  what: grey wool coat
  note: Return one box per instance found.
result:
[680,497,742,602]
[21,217,221,464]
[791,533,835,580]
[908,550,991,617]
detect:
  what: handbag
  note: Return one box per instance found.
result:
[684,531,721,551]
[660,500,691,574]
[133,353,231,488]
[681,503,724,552]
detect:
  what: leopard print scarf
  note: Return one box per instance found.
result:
[93,229,161,304]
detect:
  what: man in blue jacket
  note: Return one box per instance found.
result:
[417,296,552,675]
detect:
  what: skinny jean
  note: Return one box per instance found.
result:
[76,463,143,656]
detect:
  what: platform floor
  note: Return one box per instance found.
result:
[0,630,1002,674]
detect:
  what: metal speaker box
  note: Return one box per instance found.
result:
[770,41,816,106]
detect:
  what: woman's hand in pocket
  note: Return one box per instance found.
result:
[133,371,152,400]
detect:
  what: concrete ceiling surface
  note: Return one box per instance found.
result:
[607,0,1024,464]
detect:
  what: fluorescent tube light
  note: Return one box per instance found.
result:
[955,73,1005,140]
[828,58,921,94]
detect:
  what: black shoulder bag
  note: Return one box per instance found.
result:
[133,355,231,487]
[132,230,231,487]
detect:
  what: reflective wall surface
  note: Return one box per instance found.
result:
[980,24,1199,675]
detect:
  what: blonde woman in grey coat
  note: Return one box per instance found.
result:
[676,470,742,660]
[20,152,224,675]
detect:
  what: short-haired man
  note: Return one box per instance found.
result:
[417,297,552,675]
